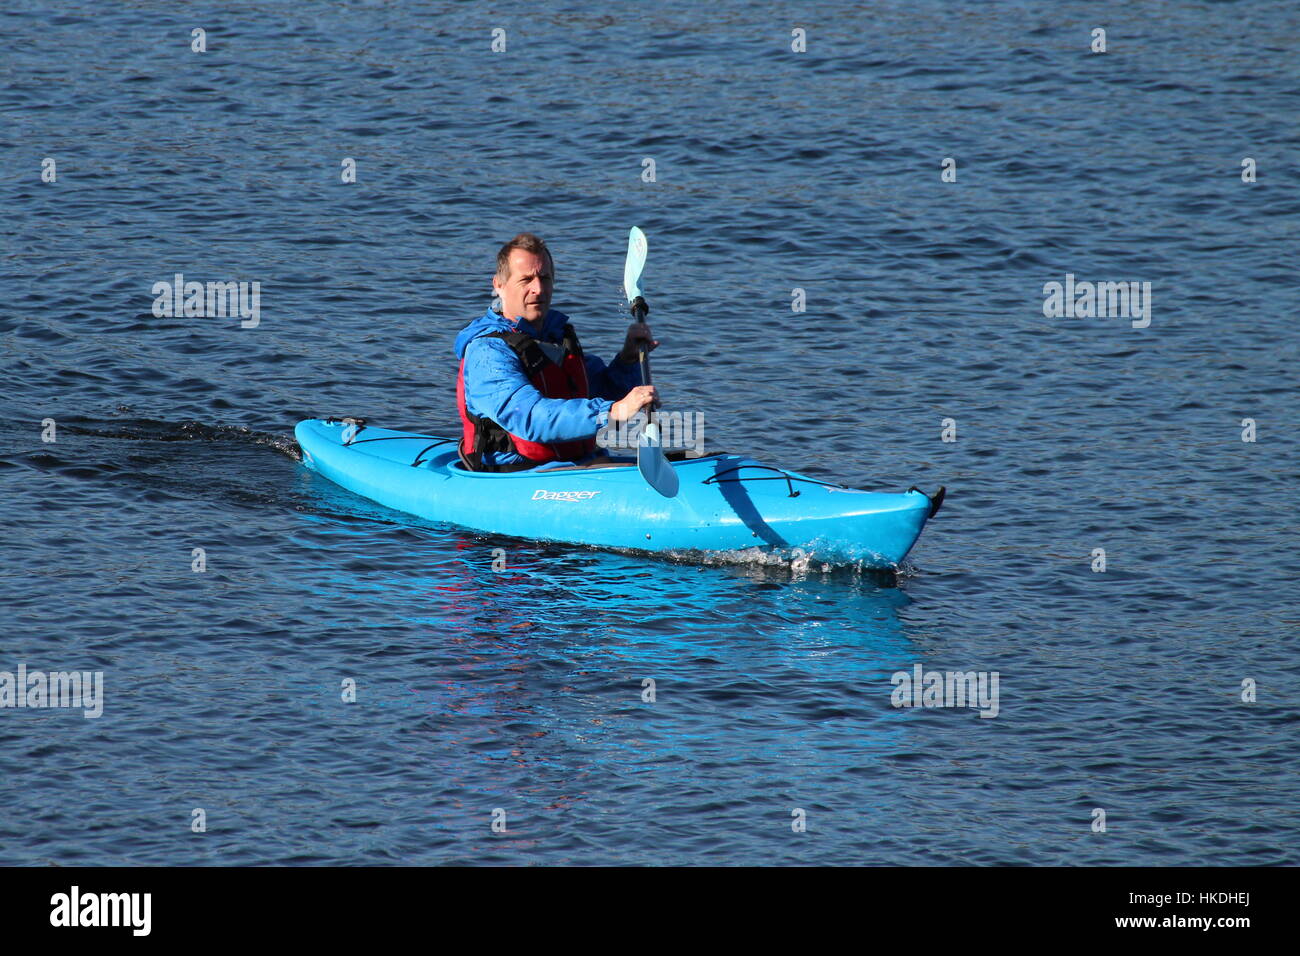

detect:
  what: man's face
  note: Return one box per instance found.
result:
[494,249,553,323]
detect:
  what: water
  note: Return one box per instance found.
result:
[2,0,1297,865]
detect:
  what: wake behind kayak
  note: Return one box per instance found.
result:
[295,418,942,569]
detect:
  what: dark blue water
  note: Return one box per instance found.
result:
[3,1,1298,865]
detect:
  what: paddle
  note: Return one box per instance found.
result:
[623,226,678,498]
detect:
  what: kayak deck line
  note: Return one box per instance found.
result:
[701,462,847,498]
[322,416,703,473]
[295,418,942,569]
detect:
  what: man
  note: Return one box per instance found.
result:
[455,232,659,471]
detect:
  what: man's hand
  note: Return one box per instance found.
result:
[617,323,659,364]
[609,385,659,423]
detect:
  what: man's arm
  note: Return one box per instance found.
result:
[585,352,643,401]
[586,322,658,399]
[464,338,613,443]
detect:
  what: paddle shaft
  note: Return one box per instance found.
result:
[629,295,657,407]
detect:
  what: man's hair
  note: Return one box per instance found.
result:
[496,233,553,282]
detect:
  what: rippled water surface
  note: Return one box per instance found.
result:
[2,1,1298,865]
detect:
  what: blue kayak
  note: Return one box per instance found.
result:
[295,418,943,568]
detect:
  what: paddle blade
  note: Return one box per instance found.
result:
[637,422,679,498]
[624,226,648,302]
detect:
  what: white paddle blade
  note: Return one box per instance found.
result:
[637,422,679,498]
[624,226,648,302]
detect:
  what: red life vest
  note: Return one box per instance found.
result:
[457,323,598,471]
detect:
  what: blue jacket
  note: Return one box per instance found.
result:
[454,307,642,467]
